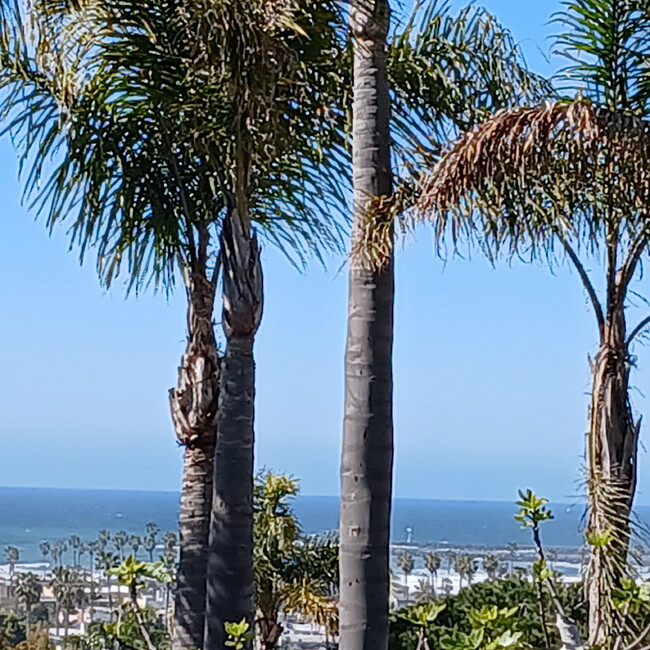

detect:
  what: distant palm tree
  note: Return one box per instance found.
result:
[96,551,119,613]
[143,536,157,563]
[97,531,111,553]
[50,567,77,638]
[113,532,129,561]
[506,543,518,574]
[51,543,64,569]
[4,546,19,592]
[129,536,142,559]
[86,541,98,576]
[454,554,476,589]
[483,555,500,581]
[441,578,453,597]
[446,551,457,576]
[38,542,50,576]
[69,536,81,567]
[412,579,434,604]
[15,572,42,636]
[162,533,178,564]
[144,523,159,561]
[423,552,441,594]
[78,542,87,569]
[396,552,415,597]
[389,569,407,605]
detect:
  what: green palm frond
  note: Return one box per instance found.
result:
[554,0,650,112]
[389,0,552,187]
[281,577,338,634]
[0,0,349,292]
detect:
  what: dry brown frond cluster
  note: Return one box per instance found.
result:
[350,193,395,271]
[415,99,650,252]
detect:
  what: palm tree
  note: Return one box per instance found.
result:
[50,567,76,638]
[51,543,65,569]
[254,472,339,649]
[69,536,81,568]
[129,536,141,559]
[423,552,441,594]
[4,546,19,594]
[483,554,500,581]
[143,536,156,563]
[339,3,394,650]
[340,3,549,648]
[505,543,518,575]
[97,531,111,553]
[411,579,434,604]
[445,551,457,577]
[78,543,88,570]
[38,542,50,577]
[86,541,98,576]
[113,532,129,562]
[397,552,415,585]
[162,533,178,564]
[454,554,475,589]
[199,6,346,648]
[415,3,650,643]
[15,573,42,636]
[144,523,159,562]
[0,4,344,647]
[96,551,119,613]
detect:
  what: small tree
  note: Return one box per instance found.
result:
[107,556,172,650]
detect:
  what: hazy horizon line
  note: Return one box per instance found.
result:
[0,484,593,506]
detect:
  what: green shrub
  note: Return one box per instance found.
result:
[389,576,586,650]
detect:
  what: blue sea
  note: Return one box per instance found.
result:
[0,486,639,563]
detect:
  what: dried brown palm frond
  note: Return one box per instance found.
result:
[416,99,650,256]
[350,193,397,271]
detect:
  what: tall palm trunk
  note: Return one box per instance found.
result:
[204,211,262,650]
[340,3,394,650]
[170,264,220,650]
[586,285,638,646]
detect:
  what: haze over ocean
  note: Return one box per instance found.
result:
[0,486,634,563]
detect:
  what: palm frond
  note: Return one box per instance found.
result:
[416,99,650,258]
[0,0,350,292]
[554,0,650,112]
[389,0,552,201]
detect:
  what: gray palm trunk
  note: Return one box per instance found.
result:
[340,3,394,650]
[204,210,262,650]
[170,263,221,650]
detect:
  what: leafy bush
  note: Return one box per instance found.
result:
[389,576,586,650]
[67,604,169,650]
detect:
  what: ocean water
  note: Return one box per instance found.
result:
[0,486,637,563]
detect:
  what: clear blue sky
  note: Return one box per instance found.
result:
[4,0,650,504]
